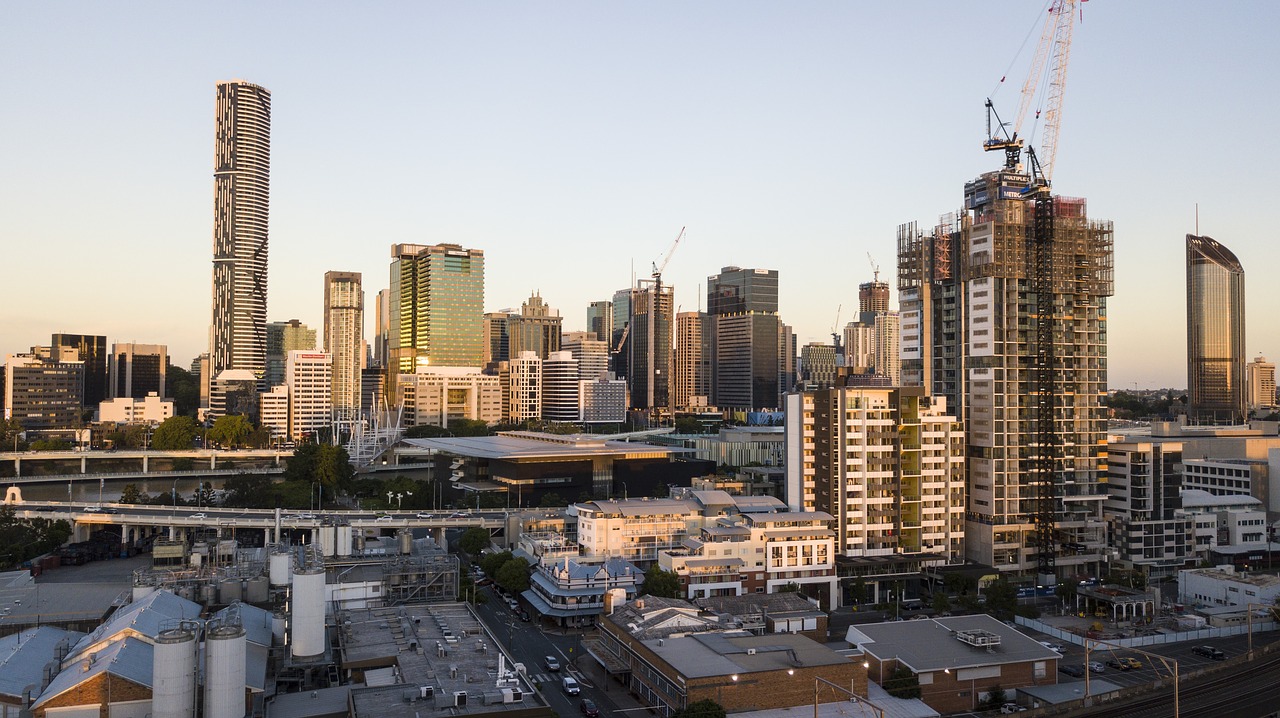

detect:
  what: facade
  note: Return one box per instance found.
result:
[859,280,890,316]
[3,349,84,433]
[483,310,512,367]
[798,343,837,388]
[1103,439,1194,579]
[507,292,562,360]
[627,280,674,412]
[898,168,1115,579]
[523,557,644,628]
[785,386,966,602]
[1187,234,1246,424]
[778,323,796,397]
[324,271,364,419]
[561,331,610,382]
[285,351,333,441]
[505,351,542,423]
[208,370,259,422]
[707,267,780,412]
[259,384,289,441]
[108,343,166,401]
[265,320,315,387]
[610,287,632,381]
[1181,457,1267,498]
[208,81,271,414]
[50,334,107,407]
[674,311,711,410]
[873,311,901,385]
[99,393,175,425]
[1179,490,1269,554]
[1248,356,1276,413]
[843,322,875,373]
[373,288,391,368]
[388,243,485,383]
[396,367,502,429]
[580,379,627,424]
[1179,566,1280,609]
[587,300,613,343]
[541,351,579,423]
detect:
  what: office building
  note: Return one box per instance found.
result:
[259,384,289,441]
[388,243,485,384]
[108,343,167,400]
[626,280,673,413]
[98,393,174,425]
[587,300,613,343]
[561,331,610,382]
[373,289,391,368]
[505,351,542,423]
[396,366,502,429]
[610,287,631,379]
[1248,356,1276,414]
[674,311,711,410]
[1187,234,1246,425]
[483,311,511,367]
[50,334,107,406]
[579,379,627,424]
[898,167,1114,578]
[778,323,796,397]
[324,271,364,419]
[507,292,562,360]
[799,343,837,388]
[1103,439,1193,579]
[208,80,271,414]
[209,370,260,423]
[785,386,966,602]
[707,267,780,412]
[3,349,84,433]
[873,311,901,385]
[285,351,332,441]
[542,351,579,423]
[265,320,316,387]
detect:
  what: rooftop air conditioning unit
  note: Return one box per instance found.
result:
[453,691,467,707]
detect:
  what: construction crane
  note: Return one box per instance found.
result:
[652,226,686,292]
[984,0,1081,181]
[830,304,843,353]
[866,253,880,284]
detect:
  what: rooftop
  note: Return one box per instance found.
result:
[693,592,825,620]
[34,636,152,708]
[66,589,202,661]
[0,626,84,699]
[847,615,1060,672]
[1180,489,1263,509]
[645,631,853,680]
[1181,568,1280,588]
[401,434,678,461]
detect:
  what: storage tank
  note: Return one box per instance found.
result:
[199,582,216,606]
[268,550,292,587]
[271,611,287,645]
[336,525,353,557]
[245,575,269,603]
[152,628,196,718]
[132,584,156,602]
[353,532,365,553]
[204,624,247,718]
[218,579,243,604]
[318,526,336,557]
[290,567,326,659]
[397,529,413,555]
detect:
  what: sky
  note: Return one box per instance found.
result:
[2,1,1277,390]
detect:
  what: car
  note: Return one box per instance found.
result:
[102,507,119,514]
[509,600,520,611]
[449,512,467,518]
[545,656,560,672]
[1040,641,1065,653]
[1105,658,1129,671]
[189,513,207,520]
[1086,661,1105,674]
[1000,704,1027,714]
[562,676,580,695]
[1059,664,1085,678]
[520,611,531,622]
[83,506,103,513]
[1117,657,1142,670]
[580,699,600,718]
[416,513,434,519]
[1193,645,1226,660]
[375,515,394,522]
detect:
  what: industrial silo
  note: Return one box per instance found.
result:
[268,550,292,587]
[152,627,196,718]
[244,575,269,604]
[290,567,326,659]
[204,623,247,718]
[318,526,336,557]
[397,529,413,555]
[336,525,353,557]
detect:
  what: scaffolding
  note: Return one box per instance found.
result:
[381,554,461,605]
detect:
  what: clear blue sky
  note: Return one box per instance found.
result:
[3,1,1277,390]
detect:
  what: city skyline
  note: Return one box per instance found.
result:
[3,2,1278,389]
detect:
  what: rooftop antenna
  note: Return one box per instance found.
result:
[1196,203,1199,235]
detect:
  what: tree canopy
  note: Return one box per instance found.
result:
[674,700,725,718]
[494,557,531,594]
[643,565,681,599]
[208,415,253,448]
[459,527,491,556]
[152,415,198,450]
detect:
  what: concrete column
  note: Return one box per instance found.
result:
[264,528,271,547]
[142,455,148,472]
[433,528,447,549]
[13,458,19,477]
[169,525,176,540]
[210,455,216,470]
[80,457,87,474]
[310,528,318,546]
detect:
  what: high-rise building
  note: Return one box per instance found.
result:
[108,343,167,400]
[4,348,84,434]
[373,289,391,368]
[778,323,796,399]
[1248,356,1276,413]
[675,311,712,409]
[562,332,610,383]
[265,320,316,387]
[610,287,632,379]
[324,271,364,419]
[208,80,271,414]
[388,243,485,383]
[784,386,965,599]
[507,292,562,360]
[799,343,837,388]
[397,366,502,429]
[627,281,674,412]
[858,280,891,320]
[873,311,901,386]
[843,322,875,373]
[580,379,627,424]
[50,334,107,406]
[483,311,512,367]
[505,351,542,423]
[284,351,332,441]
[898,167,1114,578]
[542,351,580,423]
[706,267,780,412]
[1104,439,1193,579]
[587,301,613,343]
[1187,234,1246,424]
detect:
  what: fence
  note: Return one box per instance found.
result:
[1015,615,1279,648]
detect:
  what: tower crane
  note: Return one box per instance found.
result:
[867,253,880,284]
[652,226,686,293]
[830,304,843,354]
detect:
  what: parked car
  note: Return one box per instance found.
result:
[580,699,600,718]
[1117,657,1142,670]
[1000,704,1027,714]
[1087,661,1106,674]
[562,676,580,695]
[1193,645,1226,660]
[1059,664,1085,678]
[1040,641,1065,653]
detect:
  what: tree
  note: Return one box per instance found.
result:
[932,591,951,613]
[166,364,200,418]
[981,685,1007,711]
[849,578,868,605]
[984,580,1018,620]
[313,443,355,493]
[192,481,216,507]
[152,416,198,450]
[481,550,514,577]
[539,492,566,508]
[0,418,26,451]
[120,484,149,504]
[674,700,726,718]
[405,424,454,439]
[673,417,704,435]
[883,665,921,699]
[494,557,531,594]
[643,565,681,599]
[459,527,491,556]
[209,415,252,448]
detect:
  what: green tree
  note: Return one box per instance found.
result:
[451,419,491,436]
[849,578,868,605]
[405,424,454,439]
[494,557,531,594]
[1055,580,1078,608]
[152,416,198,450]
[984,580,1019,620]
[643,565,681,599]
[480,550,514,577]
[29,439,72,451]
[313,443,355,493]
[981,685,1007,711]
[674,700,726,718]
[209,415,253,448]
[539,492,566,508]
[165,364,200,418]
[192,481,216,507]
[932,591,951,613]
[673,417,704,435]
[943,573,977,596]
[459,527,491,556]
[0,418,26,451]
[119,484,149,504]
[884,665,921,699]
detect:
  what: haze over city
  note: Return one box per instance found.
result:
[3,1,1278,389]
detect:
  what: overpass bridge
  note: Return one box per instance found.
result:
[0,449,291,477]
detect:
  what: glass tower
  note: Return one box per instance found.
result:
[1187,234,1246,424]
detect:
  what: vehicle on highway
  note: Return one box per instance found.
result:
[1193,645,1225,660]
[562,676,580,695]
[375,515,394,522]
[83,506,103,512]
[545,656,560,672]
[1086,661,1105,674]
[580,699,599,718]
[190,513,207,520]
[450,512,467,518]
[416,513,434,519]
[1059,664,1084,678]
[285,513,316,520]
[1040,641,1065,653]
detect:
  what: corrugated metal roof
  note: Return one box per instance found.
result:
[0,626,84,699]
[66,590,201,662]
[34,637,153,708]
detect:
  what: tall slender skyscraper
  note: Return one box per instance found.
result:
[1187,234,1246,424]
[587,301,613,343]
[208,80,271,413]
[324,271,364,418]
[627,280,673,412]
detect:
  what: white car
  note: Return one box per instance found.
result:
[190,513,207,520]
[375,515,394,522]
[1040,641,1065,653]
[416,513,434,519]
[562,676,580,695]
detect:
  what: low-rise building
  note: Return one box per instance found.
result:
[1179,489,1269,555]
[0,626,84,718]
[522,556,644,628]
[1178,566,1280,609]
[98,393,174,425]
[397,366,502,429]
[692,593,828,644]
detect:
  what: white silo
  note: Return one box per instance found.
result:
[132,583,156,602]
[318,525,336,557]
[268,550,292,587]
[290,567,326,659]
[204,624,247,718]
[336,525,353,557]
[152,627,196,718]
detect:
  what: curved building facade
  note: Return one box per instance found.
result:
[1187,234,1246,424]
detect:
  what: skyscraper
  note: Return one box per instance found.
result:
[388,243,485,386]
[706,267,781,412]
[265,320,316,387]
[562,331,610,383]
[627,280,674,413]
[324,271,364,418]
[610,287,632,380]
[675,311,711,409]
[1187,234,1246,424]
[507,292,562,360]
[109,343,167,400]
[50,333,107,406]
[1247,356,1276,413]
[373,289,391,368]
[208,80,271,413]
[587,301,613,344]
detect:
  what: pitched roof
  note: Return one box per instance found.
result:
[66,589,201,661]
[0,626,84,699]
[34,637,153,708]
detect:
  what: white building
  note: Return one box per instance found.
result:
[259,385,289,442]
[1248,356,1276,413]
[580,379,626,423]
[1178,566,1280,609]
[1104,439,1194,578]
[285,351,333,441]
[1179,490,1268,554]
[873,311,900,385]
[562,331,610,382]
[98,393,174,425]
[396,366,501,428]
[324,271,364,419]
[542,351,580,423]
[506,351,542,422]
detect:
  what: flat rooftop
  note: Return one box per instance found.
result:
[847,615,1060,672]
[644,631,853,680]
[401,434,678,460]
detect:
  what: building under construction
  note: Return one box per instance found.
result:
[897,166,1113,579]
